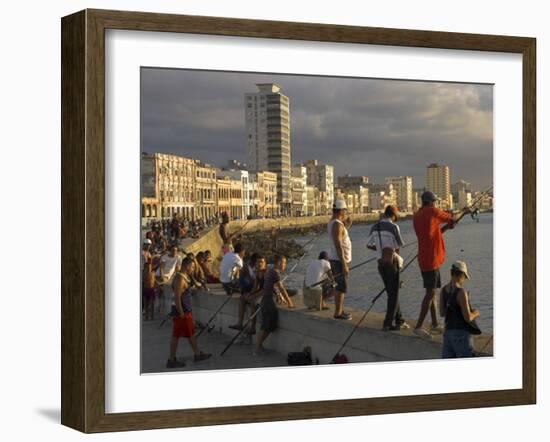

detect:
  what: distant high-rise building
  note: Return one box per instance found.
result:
[337,175,369,187]
[385,176,413,213]
[245,83,291,215]
[426,163,452,210]
[303,159,334,214]
[451,179,471,195]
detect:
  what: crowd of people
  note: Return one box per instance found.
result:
[144,214,220,253]
[143,191,485,368]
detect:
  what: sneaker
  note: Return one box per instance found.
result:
[397,322,411,330]
[382,325,400,331]
[193,352,212,363]
[431,324,444,335]
[166,358,186,368]
[414,328,433,340]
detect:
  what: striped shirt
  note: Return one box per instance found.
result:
[367,218,405,260]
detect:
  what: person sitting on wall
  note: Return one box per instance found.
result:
[201,250,220,284]
[219,243,245,295]
[303,251,334,311]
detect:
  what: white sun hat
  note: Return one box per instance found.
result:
[333,199,347,210]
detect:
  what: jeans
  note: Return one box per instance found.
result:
[442,329,474,358]
[377,261,404,327]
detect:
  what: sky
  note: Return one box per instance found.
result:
[141,68,493,190]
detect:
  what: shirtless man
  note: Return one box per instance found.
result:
[219,212,234,254]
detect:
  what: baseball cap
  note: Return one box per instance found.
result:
[421,191,438,202]
[143,238,152,245]
[333,199,347,210]
[451,261,470,279]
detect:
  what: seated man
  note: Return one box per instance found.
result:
[219,243,245,295]
[303,251,334,311]
[201,250,220,283]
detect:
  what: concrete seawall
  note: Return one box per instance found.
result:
[192,286,493,365]
[183,213,412,259]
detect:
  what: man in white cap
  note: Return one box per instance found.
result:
[327,199,353,320]
[141,238,153,270]
[439,261,480,358]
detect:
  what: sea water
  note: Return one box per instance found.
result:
[285,213,494,333]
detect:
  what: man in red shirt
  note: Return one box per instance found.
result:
[413,191,469,339]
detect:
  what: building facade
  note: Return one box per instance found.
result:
[303,159,334,214]
[218,169,251,218]
[385,176,413,213]
[245,83,292,215]
[216,177,231,217]
[426,163,452,210]
[141,152,196,220]
[291,165,308,216]
[194,161,217,219]
[457,190,472,209]
[253,171,278,217]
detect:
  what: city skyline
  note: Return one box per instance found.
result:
[141,68,493,190]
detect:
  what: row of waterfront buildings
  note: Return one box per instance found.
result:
[141,152,491,220]
[141,82,492,220]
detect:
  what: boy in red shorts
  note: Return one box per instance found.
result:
[167,257,212,368]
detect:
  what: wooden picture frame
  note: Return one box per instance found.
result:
[61,9,536,433]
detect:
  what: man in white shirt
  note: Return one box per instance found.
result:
[367,206,409,331]
[219,243,245,295]
[156,244,183,315]
[327,199,353,320]
[303,251,334,311]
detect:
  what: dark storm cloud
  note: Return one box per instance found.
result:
[141,68,493,189]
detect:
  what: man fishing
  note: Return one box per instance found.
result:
[327,199,353,320]
[367,205,409,331]
[219,211,234,254]
[413,191,470,339]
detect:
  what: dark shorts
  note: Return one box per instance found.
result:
[329,260,348,293]
[260,306,278,333]
[172,312,195,338]
[421,268,441,289]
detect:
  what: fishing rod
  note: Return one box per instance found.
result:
[281,233,323,282]
[220,304,261,356]
[306,241,419,290]
[221,229,327,354]
[331,250,419,362]
[331,188,494,361]
[198,232,323,338]
[230,218,254,241]
[477,335,493,356]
